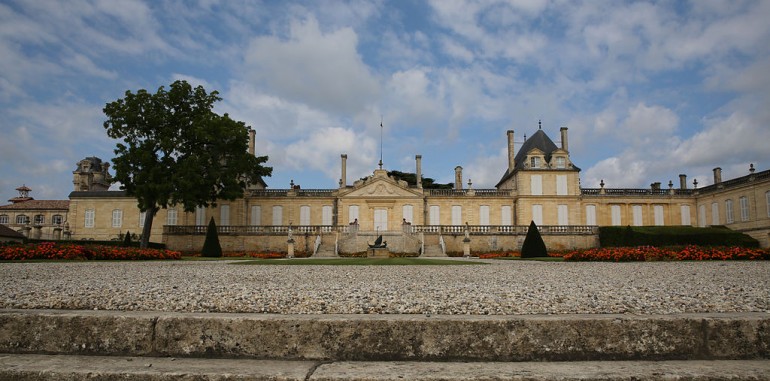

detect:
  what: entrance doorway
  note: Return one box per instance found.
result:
[374,209,388,232]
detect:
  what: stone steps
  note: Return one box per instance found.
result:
[1,309,768,380]
[421,244,445,257]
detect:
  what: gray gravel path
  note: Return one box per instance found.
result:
[1,260,768,315]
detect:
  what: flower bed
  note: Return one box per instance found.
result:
[0,242,181,260]
[562,245,770,262]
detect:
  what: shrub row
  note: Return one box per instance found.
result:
[599,226,760,248]
[563,245,770,262]
[0,242,181,260]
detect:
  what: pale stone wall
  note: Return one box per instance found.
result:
[583,196,696,227]
[0,209,68,240]
[695,176,770,248]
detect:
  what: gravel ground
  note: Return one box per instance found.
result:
[1,259,768,315]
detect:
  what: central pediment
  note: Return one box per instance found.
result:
[341,170,423,199]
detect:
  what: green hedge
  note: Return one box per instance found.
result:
[598,226,759,248]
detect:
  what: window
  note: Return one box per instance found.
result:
[585,205,596,225]
[112,209,123,228]
[429,205,440,225]
[557,205,568,226]
[16,214,29,224]
[348,205,359,224]
[739,197,749,222]
[322,206,333,226]
[654,205,664,226]
[34,214,45,225]
[680,205,691,226]
[139,211,146,228]
[374,209,388,231]
[195,206,206,226]
[299,205,310,226]
[167,208,178,226]
[52,215,63,225]
[556,175,567,195]
[272,206,283,225]
[698,205,707,227]
[532,205,543,225]
[611,205,621,226]
[711,202,719,225]
[530,156,540,168]
[451,205,462,225]
[220,205,230,226]
[84,209,94,228]
[402,205,414,224]
[501,205,512,225]
[632,205,642,226]
[0,215,8,224]
[479,205,490,226]
[726,200,734,224]
[555,157,566,169]
[530,175,542,195]
[250,206,261,226]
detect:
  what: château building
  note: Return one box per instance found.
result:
[3,126,769,253]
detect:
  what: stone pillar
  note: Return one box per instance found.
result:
[679,174,687,190]
[415,155,422,189]
[32,225,42,240]
[463,224,471,258]
[341,154,347,188]
[21,226,31,238]
[53,227,62,240]
[455,166,463,190]
[507,130,515,172]
[713,167,722,184]
[560,127,569,152]
[287,240,295,258]
[248,128,256,156]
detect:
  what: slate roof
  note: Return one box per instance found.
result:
[0,200,70,211]
[68,191,128,198]
[0,224,25,239]
[495,129,580,188]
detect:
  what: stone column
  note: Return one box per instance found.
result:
[53,227,62,240]
[560,127,569,152]
[248,128,256,156]
[713,167,722,184]
[455,166,463,190]
[507,130,515,172]
[32,225,42,240]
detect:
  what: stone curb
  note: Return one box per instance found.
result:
[2,354,770,381]
[1,309,768,361]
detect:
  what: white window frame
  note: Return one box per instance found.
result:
[84,209,95,228]
[195,206,206,226]
[585,205,596,225]
[52,214,63,225]
[680,205,691,226]
[479,205,490,226]
[373,209,388,231]
[555,156,566,169]
[501,205,512,226]
[402,204,414,224]
[111,209,123,228]
[322,205,333,226]
[0,214,8,224]
[299,205,310,226]
[220,205,230,226]
[250,206,261,226]
[16,214,29,224]
[429,205,440,225]
[726,199,734,224]
[167,208,178,226]
[530,156,540,168]
[739,197,749,221]
[139,211,146,228]
[530,175,542,195]
[348,205,359,224]
[557,204,568,226]
[632,205,643,226]
[451,205,462,225]
[34,214,45,225]
[556,175,567,196]
[272,206,283,226]
[698,205,706,227]
[611,205,621,226]
[654,205,664,226]
[532,204,543,226]
[711,202,719,225]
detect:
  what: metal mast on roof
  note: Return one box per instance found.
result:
[378,116,383,169]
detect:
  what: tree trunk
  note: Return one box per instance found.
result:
[140,207,159,249]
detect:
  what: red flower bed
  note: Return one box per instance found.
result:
[247,252,285,259]
[563,245,770,262]
[0,242,181,261]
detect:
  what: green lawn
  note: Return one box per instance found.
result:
[232,257,482,265]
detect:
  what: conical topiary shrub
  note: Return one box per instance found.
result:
[201,217,222,257]
[123,230,132,247]
[521,220,548,258]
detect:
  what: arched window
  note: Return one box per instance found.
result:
[16,214,29,224]
[34,215,45,224]
[0,214,8,224]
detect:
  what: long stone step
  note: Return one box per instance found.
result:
[2,354,769,380]
[1,309,768,362]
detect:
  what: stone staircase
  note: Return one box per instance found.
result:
[313,242,337,257]
[421,244,445,257]
[1,309,768,380]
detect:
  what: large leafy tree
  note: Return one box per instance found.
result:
[104,80,272,248]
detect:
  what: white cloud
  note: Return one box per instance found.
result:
[283,127,377,184]
[242,16,380,115]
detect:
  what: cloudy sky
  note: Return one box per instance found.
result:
[2,0,769,203]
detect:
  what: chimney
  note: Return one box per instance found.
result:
[248,128,256,156]
[713,167,722,184]
[651,182,661,191]
[455,166,463,190]
[415,155,422,189]
[560,127,569,152]
[507,130,515,172]
[340,154,347,188]
[679,174,687,190]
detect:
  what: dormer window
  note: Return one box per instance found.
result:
[530,157,540,168]
[555,157,566,169]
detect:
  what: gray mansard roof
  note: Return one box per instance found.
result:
[495,129,580,188]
